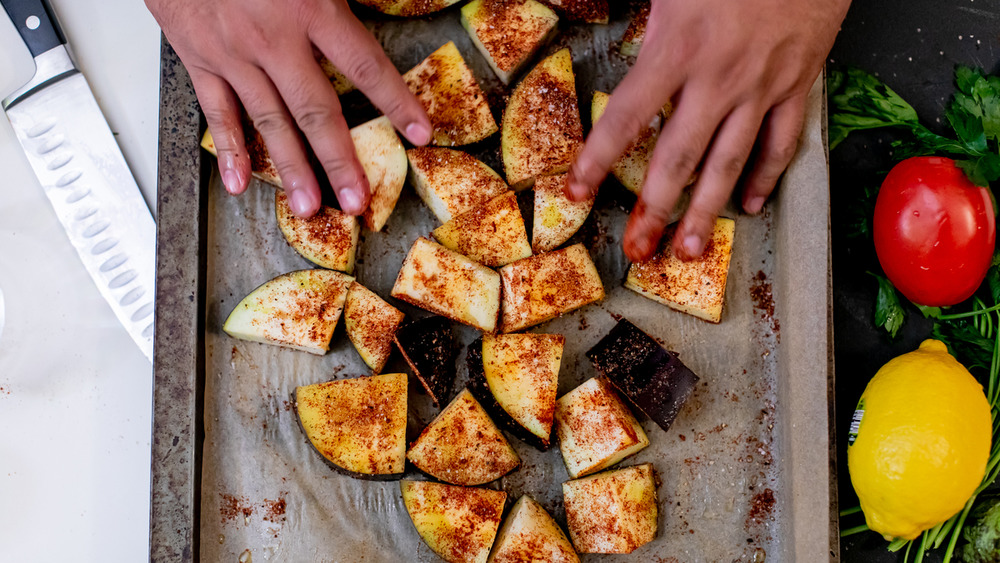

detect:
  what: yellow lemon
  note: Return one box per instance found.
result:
[848,339,992,540]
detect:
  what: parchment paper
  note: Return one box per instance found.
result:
[199,6,828,562]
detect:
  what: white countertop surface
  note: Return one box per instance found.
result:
[0,1,162,561]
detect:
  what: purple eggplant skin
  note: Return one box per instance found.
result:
[586,318,699,433]
[394,316,458,408]
[466,337,553,451]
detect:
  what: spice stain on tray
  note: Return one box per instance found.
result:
[747,488,776,525]
[750,270,779,337]
[219,493,254,525]
[262,494,287,523]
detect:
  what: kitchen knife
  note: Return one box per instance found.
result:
[1,0,156,361]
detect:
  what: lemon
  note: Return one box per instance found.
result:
[848,339,992,540]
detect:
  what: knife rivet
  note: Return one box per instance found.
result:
[57,170,83,187]
[25,16,40,30]
[109,270,138,289]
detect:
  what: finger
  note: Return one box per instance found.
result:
[673,104,764,260]
[623,87,730,262]
[264,42,371,216]
[566,59,684,202]
[313,9,431,146]
[228,65,323,218]
[741,95,806,214]
[190,68,250,195]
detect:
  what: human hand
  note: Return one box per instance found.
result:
[566,0,850,261]
[145,0,432,217]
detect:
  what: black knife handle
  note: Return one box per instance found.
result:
[1,0,65,57]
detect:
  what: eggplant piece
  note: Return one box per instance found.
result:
[406,388,521,486]
[554,377,649,479]
[490,495,580,562]
[294,373,408,480]
[394,316,458,407]
[392,237,502,333]
[401,480,506,563]
[466,337,555,450]
[585,318,699,433]
[562,463,658,554]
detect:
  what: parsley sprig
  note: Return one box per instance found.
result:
[841,293,1000,563]
[829,66,1000,338]
[833,65,1000,562]
[829,66,1000,186]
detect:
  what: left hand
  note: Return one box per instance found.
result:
[565,0,851,261]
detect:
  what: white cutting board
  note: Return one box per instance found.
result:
[0,1,159,562]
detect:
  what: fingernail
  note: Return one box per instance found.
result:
[338,187,364,215]
[625,230,654,262]
[289,189,319,217]
[681,234,704,258]
[745,196,766,214]
[567,181,591,201]
[406,122,432,146]
[637,235,655,258]
[220,153,245,195]
[222,169,241,195]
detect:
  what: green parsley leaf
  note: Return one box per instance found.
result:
[829,65,1000,186]
[958,155,1000,188]
[915,304,943,319]
[932,319,995,372]
[827,68,921,149]
[988,263,1000,306]
[870,272,906,338]
[844,184,879,239]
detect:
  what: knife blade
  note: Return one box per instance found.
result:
[2,0,155,361]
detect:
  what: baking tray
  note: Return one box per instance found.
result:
[150,8,835,562]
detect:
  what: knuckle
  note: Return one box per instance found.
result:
[345,55,386,88]
[243,23,273,55]
[747,164,784,196]
[322,154,363,186]
[769,135,800,165]
[603,110,651,143]
[294,105,335,134]
[661,35,698,67]
[378,94,409,121]
[292,0,322,23]
[636,196,674,225]
[202,107,241,136]
[663,148,702,178]
[251,110,295,138]
[683,204,717,230]
[709,154,747,180]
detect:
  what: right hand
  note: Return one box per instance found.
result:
[145,0,432,217]
[565,0,848,262]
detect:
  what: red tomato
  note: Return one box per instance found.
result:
[873,156,996,307]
